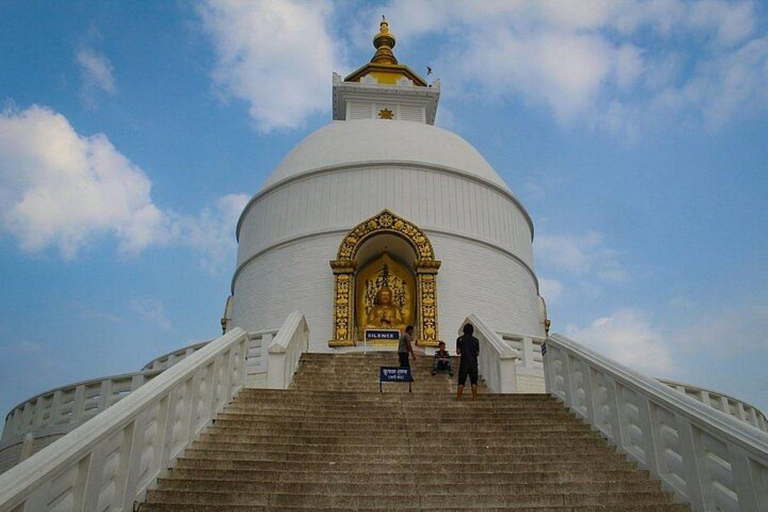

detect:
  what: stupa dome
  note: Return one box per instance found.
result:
[263,120,511,191]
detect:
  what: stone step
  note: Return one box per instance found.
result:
[196,432,604,447]
[206,423,593,435]
[222,397,558,407]
[173,457,639,473]
[141,505,688,512]
[182,448,621,463]
[236,389,552,401]
[164,467,648,484]
[214,410,575,421]
[209,418,589,431]
[144,489,676,508]
[202,429,595,442]
[154,479,664,495]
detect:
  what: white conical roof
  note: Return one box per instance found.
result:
[262,119,510,191]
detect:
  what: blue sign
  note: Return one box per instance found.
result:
[379,366,414,382]
[379,366,413,393]
[365,329,400,341]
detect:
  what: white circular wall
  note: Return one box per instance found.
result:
[233,120,546,351]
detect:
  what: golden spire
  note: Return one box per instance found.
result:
[371,17,397,65]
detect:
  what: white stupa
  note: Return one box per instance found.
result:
[227,20,548,352]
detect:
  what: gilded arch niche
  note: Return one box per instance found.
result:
[329,209,441,347]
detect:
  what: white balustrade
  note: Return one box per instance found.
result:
[544,333,768,511]
[1,370,164,445]
[0,327,251,512]
[141,340,212,372]
[498,333,546,393]
[459,315,518,393]
[658,379,768,433]
[267,311,309,390]
[244,329,280,388]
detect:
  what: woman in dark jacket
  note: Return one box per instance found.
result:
[456,323,479,401]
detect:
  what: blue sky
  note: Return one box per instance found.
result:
[1,1,767,419]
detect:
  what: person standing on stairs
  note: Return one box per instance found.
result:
[398,325,416,368]
[456,323,480,401]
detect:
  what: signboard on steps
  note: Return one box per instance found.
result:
[379,366,413,393]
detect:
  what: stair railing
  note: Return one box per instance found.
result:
[658,378,768,433]
[459,315,518,393]
[0,327,250,512]
[267,311,310,389]
[544,333,768,512]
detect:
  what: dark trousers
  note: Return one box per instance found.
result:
[433,359,452,373]
[458,365,478,386]
[398,352,410,367]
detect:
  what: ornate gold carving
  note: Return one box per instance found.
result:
[330,273,355,347]
[378,108,394,120]
[330,209,441,348]
[417,273,439,346]
[336,209,435,261]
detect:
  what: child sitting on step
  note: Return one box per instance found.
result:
[432,340,453,376]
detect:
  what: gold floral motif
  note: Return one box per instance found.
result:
[336,210,435,261]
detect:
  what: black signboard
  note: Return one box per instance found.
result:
[365,329,400,341]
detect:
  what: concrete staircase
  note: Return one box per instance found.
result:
[141,353,689,511]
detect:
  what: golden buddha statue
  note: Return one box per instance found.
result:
[356,252,414,340]
[366,285,404,329]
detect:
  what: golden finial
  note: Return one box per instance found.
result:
[372,17,397,65]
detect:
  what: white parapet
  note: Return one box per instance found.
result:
[0,311,310,512]
[0,327,250,511]
[544,333,768,512]
[267,311,310,390]
[658,379,768,433]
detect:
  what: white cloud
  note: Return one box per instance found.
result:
[373,0,768,134]
[169,193,249,274]
[131,298,172,331]
[198,0,342,132]
[0,340,44,356]
[0,105,166,258]
[0,105,247,272]
[522,181,546,201]
[192,0,766,134]
[76,47,116,106]
[671,302,768,355]
[566,308,676,376]
[538,277,563,304]
[535,231,628,283]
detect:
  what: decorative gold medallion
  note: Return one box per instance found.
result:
[378,108,394,119]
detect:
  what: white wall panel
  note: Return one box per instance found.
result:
[232,230,546,351]
[237,166,535,269]
[430,233,545,341]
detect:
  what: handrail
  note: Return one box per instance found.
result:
[0,327,250,512]
[3,369,163,429]
[544,333,768,511]
[658,378,768,433]
[267,311,309,389]
[459,315,518,393]
[141,339,213,371]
